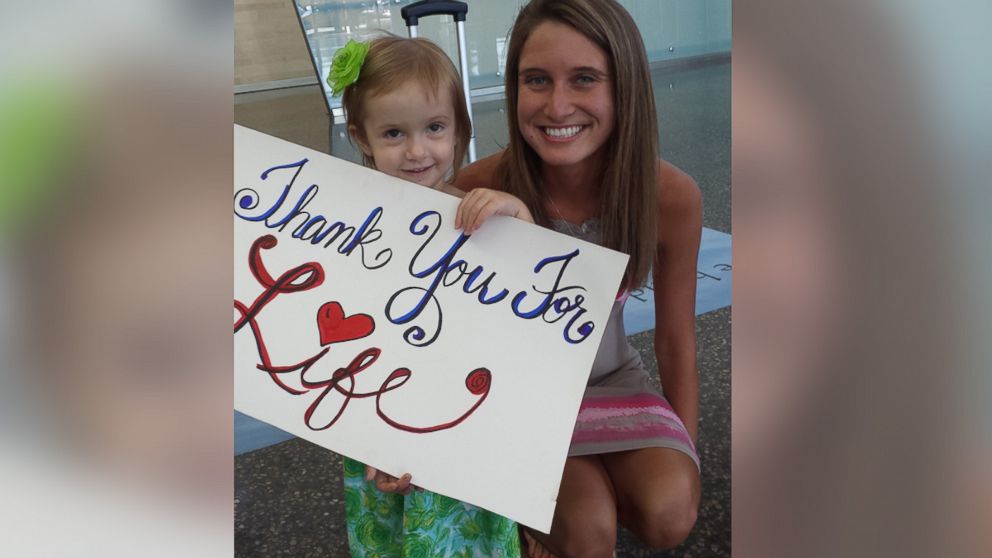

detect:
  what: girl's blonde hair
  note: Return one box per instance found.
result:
[342,36,472,176]
[497,0,659,289]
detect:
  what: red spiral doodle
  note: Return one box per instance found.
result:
[465,368,491,395]
[374,365,492,434]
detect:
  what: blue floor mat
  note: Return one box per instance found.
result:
[235,411,294,455]
[622,227,732,335]
[235,227,731,455]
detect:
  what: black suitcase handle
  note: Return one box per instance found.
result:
[401,0,468,26]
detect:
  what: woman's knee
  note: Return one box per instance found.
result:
[555,514,617,558]
[551,456,619,557]
[630,491,699,549]
[606,449,701,549]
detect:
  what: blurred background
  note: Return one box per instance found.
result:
[0,1,234,556]
[0,0,989,556]
[733,0,991,556]
[235,0,730,109]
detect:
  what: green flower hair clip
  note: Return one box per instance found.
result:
[1,80,76,237]
[328,40,370,97]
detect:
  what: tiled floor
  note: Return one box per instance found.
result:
[234,59,731,557]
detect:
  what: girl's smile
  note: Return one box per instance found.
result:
[400,163,437,178]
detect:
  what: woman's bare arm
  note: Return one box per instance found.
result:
[652,160,703,443]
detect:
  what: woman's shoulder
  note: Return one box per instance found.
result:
[453,151,504,193]
[655,159,702,246]
[656,159,702,218]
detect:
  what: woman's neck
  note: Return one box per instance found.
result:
[540,159,603,221]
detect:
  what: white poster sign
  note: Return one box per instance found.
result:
[233,125,628,532]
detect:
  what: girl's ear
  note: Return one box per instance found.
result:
[348,124,372,157]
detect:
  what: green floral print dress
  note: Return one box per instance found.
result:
[343,456,521,557]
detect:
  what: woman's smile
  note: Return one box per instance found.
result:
[541,125,586,140]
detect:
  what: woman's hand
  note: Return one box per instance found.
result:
[455,188,534,234]
[364,465,416,495]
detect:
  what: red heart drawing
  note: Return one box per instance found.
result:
[317,302,375,346]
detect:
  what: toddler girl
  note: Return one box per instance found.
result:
[330,35,531,557]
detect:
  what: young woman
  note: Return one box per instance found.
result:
[455,1,702,555]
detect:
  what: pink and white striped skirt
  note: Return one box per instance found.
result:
[568,388,699,469]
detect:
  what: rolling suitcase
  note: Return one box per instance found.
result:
[401,0,478,163]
